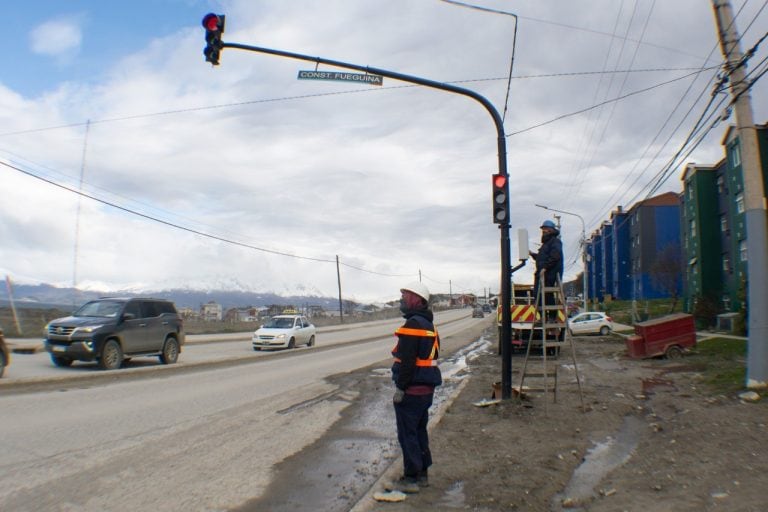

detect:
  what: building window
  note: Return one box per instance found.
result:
[730,142,741,168]
[739,240,747,261]
[722,254,730,273]
[716,175,725,194]
[690,219,696,236]
[720,215,728,233]
[736,193,744,214]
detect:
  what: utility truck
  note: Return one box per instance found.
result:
[496,229,565,355]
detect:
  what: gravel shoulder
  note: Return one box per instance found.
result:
[360,331,767,512]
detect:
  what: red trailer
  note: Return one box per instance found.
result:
[626,313,696,359]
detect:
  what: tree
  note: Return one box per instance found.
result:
[649,243,682,312]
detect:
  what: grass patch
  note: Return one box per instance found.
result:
[600,298,679,325]
[690,337,747,395]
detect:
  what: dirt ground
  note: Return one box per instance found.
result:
[363,329,768,512]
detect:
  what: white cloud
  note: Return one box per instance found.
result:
[30,18,83,58]
[1,0,767,303]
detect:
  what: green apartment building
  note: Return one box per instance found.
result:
[680,124,768,326]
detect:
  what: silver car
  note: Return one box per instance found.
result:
[252,315,316,350]
[568,312,613,336]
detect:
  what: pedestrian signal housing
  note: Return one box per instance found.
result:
[492,173,508,224]
[202,13,226,65]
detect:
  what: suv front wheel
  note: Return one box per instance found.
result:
[159,337,179,365]
[98,340,123,370]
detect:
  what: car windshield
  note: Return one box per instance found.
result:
[74,300,124,318]
[263,317,295,329]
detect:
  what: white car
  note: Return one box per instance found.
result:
[568,312,613,336]
[252,315,316,350]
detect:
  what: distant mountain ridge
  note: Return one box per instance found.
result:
[0,283,349,311]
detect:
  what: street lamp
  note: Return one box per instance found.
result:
[535,204,588,313]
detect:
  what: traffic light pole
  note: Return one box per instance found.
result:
[217,39,515,398]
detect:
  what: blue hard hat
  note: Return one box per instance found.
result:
[541,220,556,229]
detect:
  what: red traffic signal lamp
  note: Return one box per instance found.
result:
[202,13,226,65]
[492,173,508,224]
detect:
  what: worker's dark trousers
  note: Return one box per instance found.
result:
[394,393,434,478]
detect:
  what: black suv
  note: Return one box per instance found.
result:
[44,298,185,370]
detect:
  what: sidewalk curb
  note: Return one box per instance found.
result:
[349,376,470,512]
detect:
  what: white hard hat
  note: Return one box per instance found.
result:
[400,281,430,302]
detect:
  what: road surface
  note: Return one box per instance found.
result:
[0,309,491,511]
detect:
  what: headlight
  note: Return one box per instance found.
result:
[74,324,103,334]
[276,334,287,340]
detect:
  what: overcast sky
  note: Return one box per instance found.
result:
[1,0,766,303]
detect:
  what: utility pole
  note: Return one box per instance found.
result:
[713,0,768,388]
[336,255,344,324]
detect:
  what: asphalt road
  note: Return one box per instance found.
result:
[1,309,471,383]
[0,309,490,512]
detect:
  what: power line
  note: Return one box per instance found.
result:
[0,158,415,278]
[585,69,724,227]
[0,68,712,138]
[567,0,658,210]
[436,0,519,124]
[561,0,628,211]
[505,68,717,137]
[498,6,721,63]
[581,0,757,227]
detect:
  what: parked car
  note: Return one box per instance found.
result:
[252,315,316,350]
[472,307,485,318]
[482,304,492,313]
[44,297,185,370]
[0,326,9,378]
[568,312,613,336]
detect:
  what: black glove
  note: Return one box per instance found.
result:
[393,388,405,404]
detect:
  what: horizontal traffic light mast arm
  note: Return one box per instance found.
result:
[222,41,507,174]
[219,39,514,399]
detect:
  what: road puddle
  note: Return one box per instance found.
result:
[438,480,466,508]
[553,415,643,510]
[641,377,677,394]
[241,337,486,512]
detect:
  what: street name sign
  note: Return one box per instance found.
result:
[297,70,383,86]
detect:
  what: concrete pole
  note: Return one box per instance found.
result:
[581,228,588,313]
[713,0,768,388]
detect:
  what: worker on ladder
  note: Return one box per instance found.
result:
[529,219,563,326]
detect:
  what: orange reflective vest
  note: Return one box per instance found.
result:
[392,327,440,367]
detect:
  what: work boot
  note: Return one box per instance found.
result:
[385,476,420,494]
[417,470,429,487]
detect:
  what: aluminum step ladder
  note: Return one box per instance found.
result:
[517,274,585,414]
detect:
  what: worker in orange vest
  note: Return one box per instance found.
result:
[388,281,442,494]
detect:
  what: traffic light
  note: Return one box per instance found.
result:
[202,13,226,65]
[492,173,508,224]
